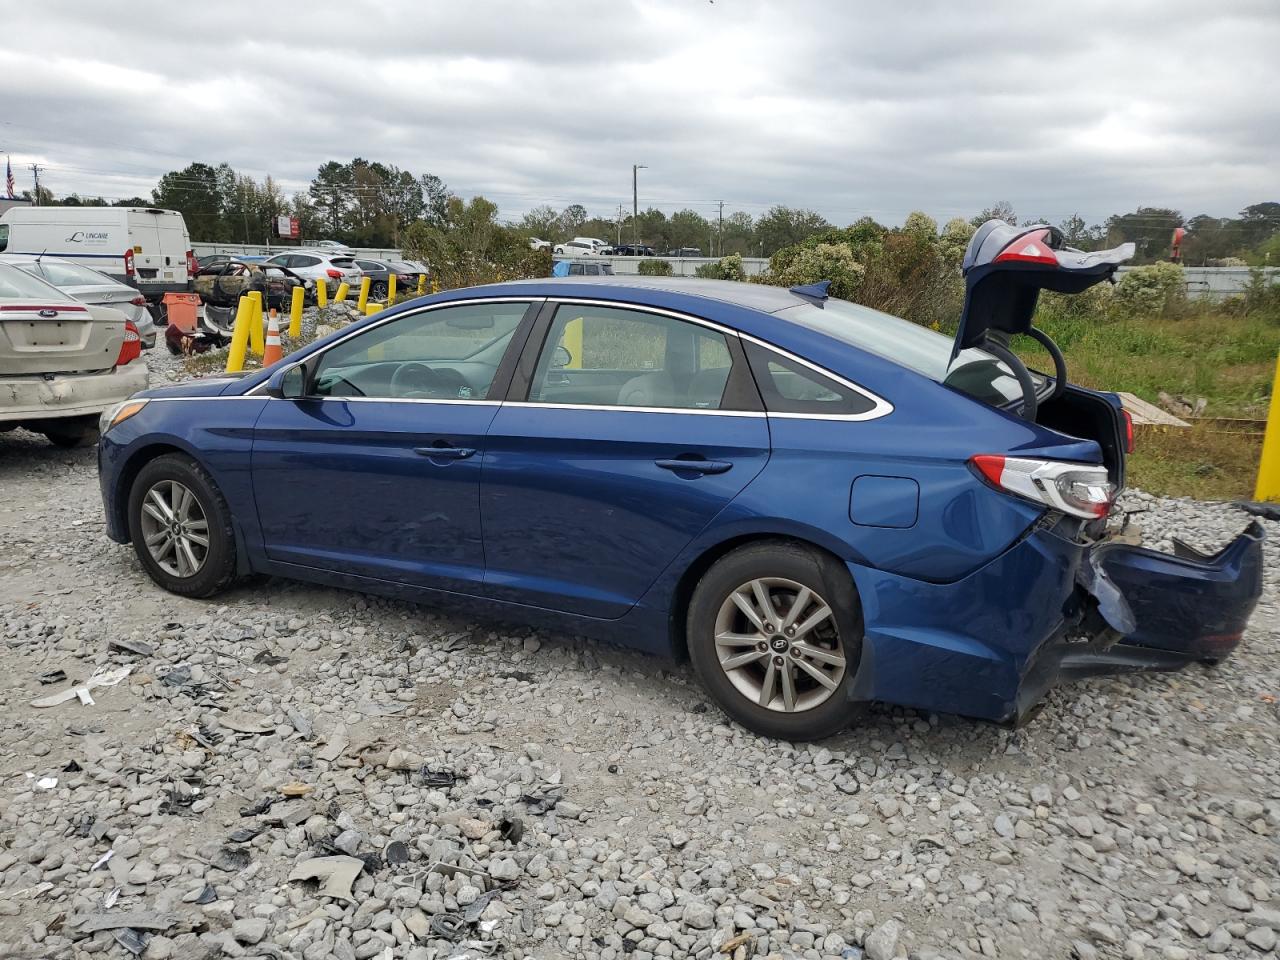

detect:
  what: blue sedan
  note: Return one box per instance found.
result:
[97,224,1263,739]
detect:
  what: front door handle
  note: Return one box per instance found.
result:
[655,458,732,475]
[414,445,476,460]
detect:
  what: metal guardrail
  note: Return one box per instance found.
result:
[192,243,405,260]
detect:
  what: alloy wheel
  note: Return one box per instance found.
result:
[138,479,210,578]
[713,577,846,713]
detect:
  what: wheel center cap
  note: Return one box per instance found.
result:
[771,637,789,652]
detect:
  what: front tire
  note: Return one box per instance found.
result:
[127,453,238,598]
[687,541,862,740]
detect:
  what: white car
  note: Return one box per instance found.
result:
[528,237,552,251]
[263,251,362,292]
[0,261,148,447]
[553,239,603,257]
[1,254,158,349]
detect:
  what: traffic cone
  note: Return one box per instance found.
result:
[263,310,283,366]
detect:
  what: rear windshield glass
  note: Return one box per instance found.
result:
[331,257,356,267]
[775,299,1025,406]
[0,263,75,301]
[20,261,114,288]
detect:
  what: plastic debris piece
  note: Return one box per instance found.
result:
[31,665,134,708]
[62,759,82,773]
[160,665,192,687]
[385,841,410,865]
[211,847,251,872]
[721,932,755,953]
[189,724,221,749]
[240,796,277,818]
[102,887,120,909]
[92,850,114,870]
[287,709,314,740]
[427,861,491,890]
[280,782,313,797]
[109,638,154,657]
[430,913,465,939]
[219,713,276,735]
[38,669,67,685]
[73,813,96,838]
[113,928,149,956]
[463,889,498,923]
[518,786,563,815]
[36,776,58,790]
[195,884,217,905]
[288,856,365,902]
[419,767,461,789]
[253,650,289,666]
[227,826,262,843]
[72,911,178,933]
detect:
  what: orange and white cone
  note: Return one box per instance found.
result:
[263,310,283,366]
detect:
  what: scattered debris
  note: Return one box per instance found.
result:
[91,850,114,871]
[316,733,349,763]
[463,889,499,922]
[102,887,120,909]
[288,855,365,902]
[419,767,462,790]
[253,650,289,666]
[499,817,524,843]
[38,668,67,685]
[195,884,217,905]
[286,708,314,739]
[109,637,154,657]
[280,782,313,797]
[385,840,410,865]
[62,759,81,772]
[112,928,149,956]
[35,776,58,790]
[31,665,134,708]
[227,826,262,843]
[160,665,192,688]
[219,713,276,735]
[518,785,563,815]
[239,795,277,818]
[211,847,251,872]
[71,911,178,933]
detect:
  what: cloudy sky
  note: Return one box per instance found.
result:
[3,0,1276,228]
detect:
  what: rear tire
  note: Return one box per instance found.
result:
[687,541,862,741]
[42,417,98,448]
[127,453,238,598]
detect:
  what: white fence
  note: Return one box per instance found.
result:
[191,242,405,260]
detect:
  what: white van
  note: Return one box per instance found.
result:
[0,206,194,303]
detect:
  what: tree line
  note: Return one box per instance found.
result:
[18,162,1279,265]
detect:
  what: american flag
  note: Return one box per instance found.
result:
[4,157,13,199]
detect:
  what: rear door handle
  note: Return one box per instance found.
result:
[655,458,732,475]
[414,445,476,460]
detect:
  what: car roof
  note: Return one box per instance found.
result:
[474,275,814,314]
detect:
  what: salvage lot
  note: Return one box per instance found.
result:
[0,353,1279,959]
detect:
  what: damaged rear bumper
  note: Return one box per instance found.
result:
[847,518,1265,724]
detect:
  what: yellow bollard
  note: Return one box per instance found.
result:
[387,274,397,306]
[563,317,583,368]
[316,278,328,308]
[247,291,265,356]
[364,301,383,316]
[225,297,253,373]
[289,286,305,338]
[357,276,371,313]
[417,274,427,296]
[335,282,350,303]
[431,278,440,294]
[1255,352,1280,502]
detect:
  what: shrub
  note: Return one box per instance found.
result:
[403,196,548,290]
[939,218,976,265]
[902,211,938,237]
[1111,261,1186,318]
[772,243,865,300]
[637,258,673,276]
[694,254,746,281]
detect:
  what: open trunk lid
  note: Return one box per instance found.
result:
[952,221,1134,361]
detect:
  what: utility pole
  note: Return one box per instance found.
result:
[29,163,42,206]
[632,164,646,249]
[717,200,724,258]
[617,204,624,247]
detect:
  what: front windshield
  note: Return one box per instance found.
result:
[776,298,1026,405]
[0,263,75,301]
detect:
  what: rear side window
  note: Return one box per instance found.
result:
[744,342,876,417]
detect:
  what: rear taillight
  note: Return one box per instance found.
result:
[186,249,198,277]
[130,295,146,307]
[994,228,1058,266]
[970,454,1115,520]
[326,268,343,279]
[124,249,135,278]
[1121,409,1135,454]
[115,321,142,367]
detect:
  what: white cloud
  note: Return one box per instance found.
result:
[2,0,1276,227]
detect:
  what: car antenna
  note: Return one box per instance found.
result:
[36,247,47,263]
[789,280,831,306]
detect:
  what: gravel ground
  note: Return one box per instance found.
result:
[0,340,1277,960]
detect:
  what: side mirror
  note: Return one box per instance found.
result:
[266,362,308,399]
[551,345,572,369]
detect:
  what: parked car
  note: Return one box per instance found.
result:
[663,247,703,257]
[352,258,426,299]
[309,240,354,255]
[1,261,147,447]
[552,259,615,276]
[610,244,655,257]
[0,206,195,303]
[193,260,312,312]
[553,240,601,257]
[196,253,237,272]
[97,224,1263,739]
[528,238,552,251]
[2,254,158,348]
[263,252,361,294]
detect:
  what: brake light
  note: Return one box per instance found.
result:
[186,249,198,277]
[970,454,1115,520]
[994,228,1059,266]
[130,295,146,307]
[1121,409,1135,454]
[326,268,343,279]
[124,249,135,278]
[115,321,142,367]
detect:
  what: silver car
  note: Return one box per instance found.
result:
[263,251,362,295]
[0,255,159,348]
[0,262,148,447]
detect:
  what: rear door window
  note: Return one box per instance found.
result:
[744,342,877,416]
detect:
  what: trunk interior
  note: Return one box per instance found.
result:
[1036,386,1127,486]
